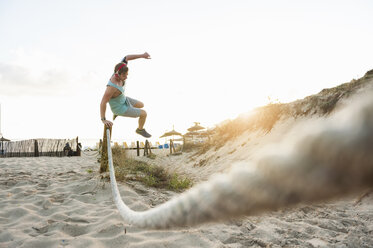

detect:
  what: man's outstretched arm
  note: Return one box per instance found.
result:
[125,52,151,61]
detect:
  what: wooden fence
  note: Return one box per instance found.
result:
[0,137,81,158]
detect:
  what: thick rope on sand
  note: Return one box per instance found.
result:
[108,92,373,229]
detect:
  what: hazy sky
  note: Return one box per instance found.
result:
[1,0,372,145]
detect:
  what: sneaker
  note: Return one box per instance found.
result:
[136,128,152,138]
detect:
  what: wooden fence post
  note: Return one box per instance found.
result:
[100,126,112,173]
[143,140,148,156]
[76,136,81,156]
[143,140,152,156]
[34,140,39,157]
[136,141,140,156]
[170,140,176,154]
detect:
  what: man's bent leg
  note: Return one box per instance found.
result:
[138,110,147,130]
[136,110,151,138]
[120,103,151,138]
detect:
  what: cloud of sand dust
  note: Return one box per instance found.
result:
[107,90,373,229]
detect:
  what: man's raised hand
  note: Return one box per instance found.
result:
[143,52,151,59]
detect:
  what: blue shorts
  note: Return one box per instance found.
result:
[120,97,142,118]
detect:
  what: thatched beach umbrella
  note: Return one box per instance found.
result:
[185,122,205,142]
[187,122,205,132]
[0,136,10,155]
[160,126,182,142]
[160,129,182,138]
[184,131,199,137]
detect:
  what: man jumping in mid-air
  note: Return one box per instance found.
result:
[100,52,151,138]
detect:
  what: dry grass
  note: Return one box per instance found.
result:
[182,142,205,153]
[110,147,192,191]
[199,102,289,151]
[188,69,373,154]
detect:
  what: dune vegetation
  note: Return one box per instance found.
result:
[109,147,192,191]
[196,69,373,152]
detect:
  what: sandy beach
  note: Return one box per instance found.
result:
[1,127,373,248]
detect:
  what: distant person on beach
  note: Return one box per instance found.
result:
[100,52,151,138]
[63,143,73,157]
